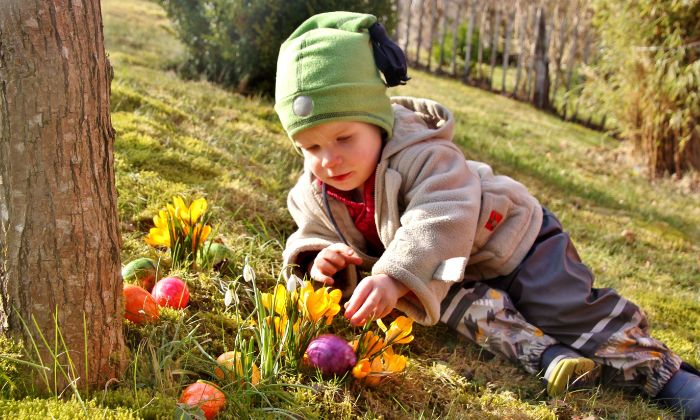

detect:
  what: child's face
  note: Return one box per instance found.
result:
[293,121,382,192]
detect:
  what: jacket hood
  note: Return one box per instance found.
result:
[383,96,456,160]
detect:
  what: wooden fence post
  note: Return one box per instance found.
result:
[514,4,529,97]
[427,0,439,71]
[525,4,538,99]
[393,1,601,125]
[476,4,487,83]
[550,8,569,107]
[563,15,580,120]
[573,23,592,121]
[450,1,462,75]
[438,0,449,72]
[394,0,401,39]
[489,7,501,90]
[463,0,478,81]
[502,7,516,93]
[403,0,413,55]
[565,16,580,94]
[533,6,550,109]
[415,0,425,65]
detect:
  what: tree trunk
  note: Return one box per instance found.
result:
[532,7,550,110]
[0,0,126,392]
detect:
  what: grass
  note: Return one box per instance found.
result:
[1,0,698,418]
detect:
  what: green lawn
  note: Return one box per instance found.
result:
[1,0,698,418]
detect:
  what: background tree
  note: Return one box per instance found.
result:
[585,0,700,178]
[0,0,126,391]
[159,0,397,95]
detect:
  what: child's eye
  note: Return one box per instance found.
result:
[337,135,352,142]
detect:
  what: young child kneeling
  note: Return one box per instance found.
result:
[275,11,700,418]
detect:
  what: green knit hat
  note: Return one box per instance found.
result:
[274,12,395,139]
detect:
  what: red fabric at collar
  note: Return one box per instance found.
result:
[319,172,384,255]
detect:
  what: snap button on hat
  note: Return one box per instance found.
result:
[293,95,314,117]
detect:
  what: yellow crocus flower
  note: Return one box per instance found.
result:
[190,224,211,253]
[354,346,408,387]
[297,281,315,303]
[154,209,170,229]
[145,209,171,247]
[363,357,385,386]
[172,196,208,225]
[182,223,212,252]
[172,196,187,210]
[381,346,407,373]
[351,331,385,360]
[187,197,208,224]
[352,358,371,379]
[270,315,300,337]
[145,226,170,247]
[143,196,212,268]
[299,281,342,324]
[261,284,289,316]
[166,203,178,221]
[384,316,414,345]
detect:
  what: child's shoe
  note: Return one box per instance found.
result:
[540,344,601,397]
[655,365,700,419]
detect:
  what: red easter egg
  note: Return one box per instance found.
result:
[123,284,159,324]
[179,380,226,419]
[152,276,190,309]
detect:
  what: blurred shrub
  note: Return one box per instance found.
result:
[159,0,397,96]
[584,0,699,177]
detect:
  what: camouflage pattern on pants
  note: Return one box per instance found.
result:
[439,282,556,375]
[590,310,682,397]
[439,282,681,396]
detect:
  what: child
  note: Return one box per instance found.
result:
[274,11,700,417]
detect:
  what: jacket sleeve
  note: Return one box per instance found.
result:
[283,179,337,273]
[372,142,482,325]
[283,175,361,291]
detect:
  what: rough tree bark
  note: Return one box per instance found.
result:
[0,0,126,391]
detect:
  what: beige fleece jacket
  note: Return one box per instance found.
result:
[283,96,543,326]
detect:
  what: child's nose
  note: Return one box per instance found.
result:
[321,151,341,168]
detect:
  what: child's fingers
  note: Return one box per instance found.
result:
[314,247,362,279]
[326,243,363,266]
[344,282,371,320]
[309,265,335,285]
[347,288,383,326]
[314,253,344,274]
[309,243,363,288]
[318,246,354,269]
[341,251,363,266]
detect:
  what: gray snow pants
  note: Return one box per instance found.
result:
[439,207,681,396]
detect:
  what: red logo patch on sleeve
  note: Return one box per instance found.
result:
[484,210,503,231]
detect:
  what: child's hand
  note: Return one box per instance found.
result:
[309,243,363,286]
[344,274,408,326]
